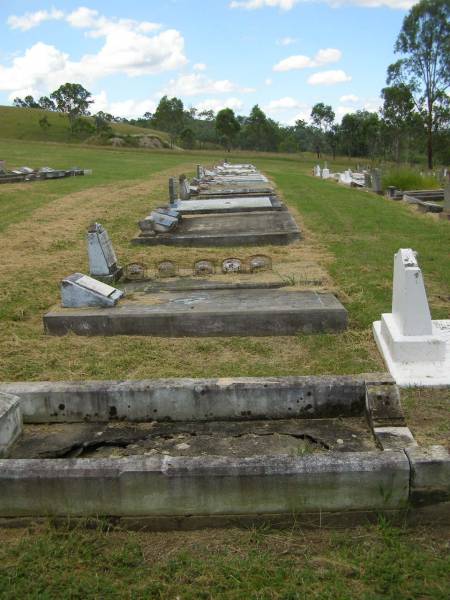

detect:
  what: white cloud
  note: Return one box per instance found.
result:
[163,73,255,96]
[277,37,298,46]
[230,0,298,9]
[0,9,187,98]
[66,7,99,28]
[7,8,64,31]
[266,96,303,111]
[195,97,244,113]
[340,94,359,103]
[193,63,207,71]
[265,78,273,86]
[231,0,415,9]
[92,90,156,118]
[308,69,351,85]
[273,48,341,72]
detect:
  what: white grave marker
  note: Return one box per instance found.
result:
[373,249,450,386]
[87,223,121,283]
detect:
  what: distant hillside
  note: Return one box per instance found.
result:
[0,105,171,148]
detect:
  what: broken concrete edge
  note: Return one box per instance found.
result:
[406,445,450,507]
[364,382,418,451]
[0,450,412,516]
[0,393,23,457]
[0,374,392,424]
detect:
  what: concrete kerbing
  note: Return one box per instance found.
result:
[0,374,388,423]
[0,392,23,457]
[0,451,410,517]
[405,445,450,506]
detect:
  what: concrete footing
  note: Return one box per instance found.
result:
[43,290,348,337]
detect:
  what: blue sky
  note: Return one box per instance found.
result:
[0,0,415,123]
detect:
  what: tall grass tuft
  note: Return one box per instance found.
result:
[382,167,440,191]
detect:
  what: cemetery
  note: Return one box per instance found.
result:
[0,159,91,183]
[0,155,446,531]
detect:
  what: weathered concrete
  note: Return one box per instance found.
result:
[406,445,450,506]
[132,211,301,247]
[43,290,347,337]
[0,451,410,517]
[0,374,391,423]
[0,393,23,457]
[173,196,283,214]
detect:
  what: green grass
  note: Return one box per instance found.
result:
[0,521,449,599]
[381,167,441,191]
[0,104,169,144]
[0,139,189,232]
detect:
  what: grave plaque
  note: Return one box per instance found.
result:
[248,255,272,273]
[157,260,177,277]
[222,258,242,273]
[61,273,124,308]
[194,260,215,276]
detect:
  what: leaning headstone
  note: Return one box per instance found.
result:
[179,174,190,200]
[313,165,321,177]
[371,169,382,194]
[322,168,331,180]
[0,392,22,457]
[150,211,179,232]
[87,223,122,283]
[168,178,177,205]
[373,248,450,386]
[61,273,124,308]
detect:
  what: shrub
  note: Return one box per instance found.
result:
[382,167,440,191]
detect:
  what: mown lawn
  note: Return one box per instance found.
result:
[1,521,449,599]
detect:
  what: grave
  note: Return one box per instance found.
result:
[442,183,450,220]
[0,375,448,524]
[44,288,347,337]
[87,223,122,282]
[133,211,301,247]
[371,169,382,194]
[0,393,22,458]
[373,248,450,386]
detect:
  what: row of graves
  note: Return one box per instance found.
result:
[0,159,91,184]
[313,163,450,218]
[0,161,448,525]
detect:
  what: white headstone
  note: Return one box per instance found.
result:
[314,165,321,177]
[322,168,331,180]
[372,249,450,386]
[87,223,121,281]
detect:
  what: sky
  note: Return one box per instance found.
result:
[0,0,416,124]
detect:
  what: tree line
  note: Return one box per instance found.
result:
[12,0,449,167]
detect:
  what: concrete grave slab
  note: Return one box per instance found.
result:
[173,196,283,214]
[133,211,301,247]
[44,289,347,337]
[61,273,124,308]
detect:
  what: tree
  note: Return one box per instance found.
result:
[38,116,51,132]
[180,127,196,149]
[241,105,280,152]
[50,83,93,130]
[215,108,240,151]
[152,96,185,147]
[381,84,417,161]
[311,103,335,158]
[38,96,56,111]
[13,95,39,108]
[386,0,450,168]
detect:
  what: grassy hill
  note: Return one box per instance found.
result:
[0,104,170,146]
